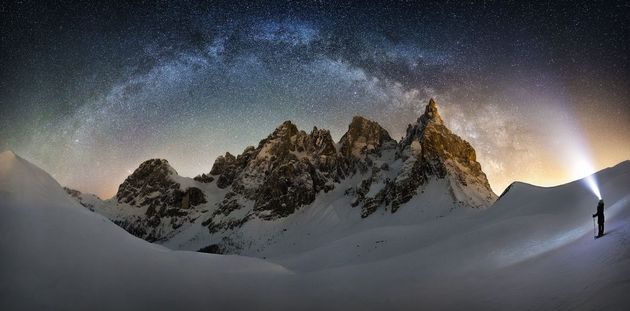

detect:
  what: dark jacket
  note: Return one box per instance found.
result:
[593,201,605,224]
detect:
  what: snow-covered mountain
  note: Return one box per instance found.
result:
[68,99,496,253]
[2,150,629,310]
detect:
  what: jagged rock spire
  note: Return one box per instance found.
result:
[359,97,496,217]
[419,98,443,125]
[401,98,444,148]
[339,116,395,157]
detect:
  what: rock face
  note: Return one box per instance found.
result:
[72,98,497,250]
[117,159,207,213]
[339,116,396,158]
[209,152,241,188]
[356,98,496,217]
[113,159,207,241]
[207,121,345,226]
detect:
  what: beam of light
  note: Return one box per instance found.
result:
[563,138,602,200]
[585,175,602,200]
[573,156,602,200]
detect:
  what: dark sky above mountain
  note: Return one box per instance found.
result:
[1,0,628,198]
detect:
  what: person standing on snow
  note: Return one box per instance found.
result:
[592,199,605,238]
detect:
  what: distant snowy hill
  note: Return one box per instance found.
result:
[73,99,497,254]
[1,151,630,310]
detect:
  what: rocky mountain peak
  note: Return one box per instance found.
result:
[357,99,496,217]
[309,127,337,156]
[339,116,395,158]
[401,99,478,165]
[113,158,207,241]
[421,98,443,125]
[116,159,175,203]
[116,158,205,210]
[116,159,176,200]
[271,120,299,138]
[401,98,446,150]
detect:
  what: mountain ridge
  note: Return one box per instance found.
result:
[64,99,498,252]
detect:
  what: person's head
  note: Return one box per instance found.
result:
[598,199,604,206]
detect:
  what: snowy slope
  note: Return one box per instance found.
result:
[2,150,629,310]
[288,161,630,310]
[260,161,630,271]
[0,151,293,310]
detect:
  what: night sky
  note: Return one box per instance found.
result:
[1,1,629,198]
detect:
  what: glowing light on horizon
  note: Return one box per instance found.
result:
[542,96,603,201]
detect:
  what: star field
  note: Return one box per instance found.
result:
[1,1,629,198]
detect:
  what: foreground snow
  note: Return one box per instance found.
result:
[1,150,629,310]
[0,151,293,310]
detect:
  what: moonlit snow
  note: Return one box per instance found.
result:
[1,150,629,310]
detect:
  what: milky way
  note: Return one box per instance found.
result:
[1,1,629,198]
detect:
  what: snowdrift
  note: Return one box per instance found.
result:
[1,150,629,310]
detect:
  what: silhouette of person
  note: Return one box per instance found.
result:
[592,199,605,238]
